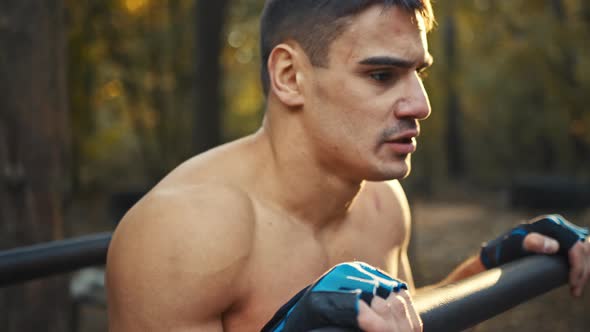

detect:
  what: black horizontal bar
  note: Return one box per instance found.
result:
[0,233,112,287]
[414,255,568,331]
[314,255,568,332]
[0,235,570,331]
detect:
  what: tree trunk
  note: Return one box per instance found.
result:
[0,1,70,331]
[548,0,589,172]
[443,14,464,178]
[193,0,229,153]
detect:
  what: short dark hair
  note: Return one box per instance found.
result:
[259,0,435,95]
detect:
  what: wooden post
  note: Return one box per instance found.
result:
[443,14,464,178]
[0,1,70,331]
[193,0,230,153]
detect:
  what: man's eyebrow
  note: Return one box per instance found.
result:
[358,54,434,69]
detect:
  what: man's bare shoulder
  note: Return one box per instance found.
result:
[362,180,412,235]
[365,180,411,218]
[111,182,256,252]
[161,135,263,185]
[106,183,256,329]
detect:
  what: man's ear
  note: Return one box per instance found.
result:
[267,44,305,107]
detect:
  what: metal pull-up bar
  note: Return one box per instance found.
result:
[0,235,569,331]
[309,256,568,332]
[414,255,568,331]
[0,233,112,286]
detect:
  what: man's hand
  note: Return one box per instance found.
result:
[481,214,589,297]
[358,290,422,332]
[262,262,418,332]
[523,233,590,297]
[568,240,590,297]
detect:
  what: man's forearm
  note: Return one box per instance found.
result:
[416,255,485,294]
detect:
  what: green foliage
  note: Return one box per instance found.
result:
[66,0,590,192]
[222,0,266,140]
[67,0,196,190]
[411,0,590,190]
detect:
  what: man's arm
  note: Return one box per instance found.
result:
[106,185,256,331]
[416,220,590,295]
[390,182,589,295]
[419,255,484,291]
[387,182,487,292]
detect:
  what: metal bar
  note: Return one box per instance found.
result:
[0,233,112,287]
[314,255,568,332]
[415,255,568,332]
[0,234,570,331]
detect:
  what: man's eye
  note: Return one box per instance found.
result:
[369,71,393,82]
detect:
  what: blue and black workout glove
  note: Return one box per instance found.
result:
[261,262,407,332]
[480,214,589,269]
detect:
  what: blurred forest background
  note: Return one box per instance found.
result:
[0,0,589,331]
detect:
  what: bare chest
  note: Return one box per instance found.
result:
[222,197,405,331]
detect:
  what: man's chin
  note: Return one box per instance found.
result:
[393,166,411,180]
[388,156,412,179]
[366,160,411,182]
[398,168,412,180]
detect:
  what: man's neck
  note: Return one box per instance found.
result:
[250,119,365,230]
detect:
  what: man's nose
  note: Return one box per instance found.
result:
[393,73,432,121]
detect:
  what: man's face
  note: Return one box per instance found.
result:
[301,5,432,181]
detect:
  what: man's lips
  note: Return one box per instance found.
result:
[387,129,419,142]
[383,130,419,154]
[384,138,417,154]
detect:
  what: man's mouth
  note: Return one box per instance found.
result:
[384,135,417,154]
[392,137,413,144]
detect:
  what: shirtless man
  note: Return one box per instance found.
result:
[106,1,590,331]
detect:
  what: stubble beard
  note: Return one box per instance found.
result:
[363,152,412,182]
[378,119,418,143]
[374,119,417,180]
